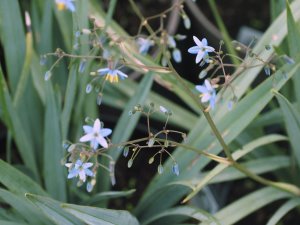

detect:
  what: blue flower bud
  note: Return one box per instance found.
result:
[172,48,182,63]
[40,55,47,65]
[158,164,164,174]
[44,71,52,81]
[79,59,87,73]
[127,159,133,168]
[172,163,179,176]
[86,83,93,93]
[123,147,129,157]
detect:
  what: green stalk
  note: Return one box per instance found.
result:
[167,60,300,199]
[207,0,239,65]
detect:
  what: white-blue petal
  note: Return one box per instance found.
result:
[100,128,112,137]
[188,46,199,54]
[195,85,207,93]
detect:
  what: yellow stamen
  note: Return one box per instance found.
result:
[106,74,119,83]
[56,3,66,10]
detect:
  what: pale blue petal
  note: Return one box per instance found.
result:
[116,70,128,78]
[202,38,208,46]
[90,139,99,149]
[100,128,112,137]
[83,162,93,169]
[93,119,101,132]
[84,169,94,177]
[97,68,109,75]
[188,46,199,54]
[68,168,79,179]
[196,51,205,64]
[195,85,207,93]
[193,36,202,47]
[96,135,108,148]
[79,133,94,142]
[204,79,213,91]
[83,125,93,134]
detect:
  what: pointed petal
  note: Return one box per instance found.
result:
[204,79,213,91]
[68,169,79,179]
[196,51,205,64]
[195,85,207,93]
[90,139,99,150]
[96,135,108,148]
[193,36,203,47]
[205,46,215,52]
[79,133,94,142]
[83,125,93,134]
[65,163,72,168]
[100,128,112,137]
[93,119,101,132]
[83,162,93,169]
[97,68,109,75]
[202,38,208,46]
[188,46,199,54]
[79,170,87,182]
[84,169,94,177]
[116,70,128,78]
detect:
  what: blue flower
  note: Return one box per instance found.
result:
[80,119,112,149]
[196,79,216,110]
[55,0,75,12]
[137,38,154,54]
[65,160,94,182]
[188,36,215,64]
[97,66,128,83]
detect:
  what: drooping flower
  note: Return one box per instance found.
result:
[65,160,94,182]
[97,65,128,83]
[137,37,154,54]
[188,36,215,64]
[196,79,217,110]
[55,0,75,12]
[79,119,112,149]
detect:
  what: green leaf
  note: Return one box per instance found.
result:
[0,189,51,225]
[286,0,300,105]
[274,91,300,168]
[208,156,290,184]
[43,81,66,201]
[0,221,29,225]
[209,187,292,225]
[0,68,39,179]
[266,198,300,225]
[0,159,46,195]
[136,60,300,220]
[143,206,220,225]
[62,203,139,225]
[183,135,287,202]
[25,194,84,225]
[84,189,136,205]
[0,0,25,92]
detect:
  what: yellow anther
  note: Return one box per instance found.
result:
[56,3,66,10]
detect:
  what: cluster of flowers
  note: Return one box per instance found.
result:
[188,36,217,110]
[65,119,112,192]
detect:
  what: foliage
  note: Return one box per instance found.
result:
[0,0,300,224]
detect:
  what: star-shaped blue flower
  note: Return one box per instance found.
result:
[196,79,216,110]
[137,38,154,54]
[65,160,94,182]
[55,0,75,12]
[188,36,215,64]
[97,67,128,83]
[80,119,112,149]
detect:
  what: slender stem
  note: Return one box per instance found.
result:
[167,60,234,161]
[167,60,300,197]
